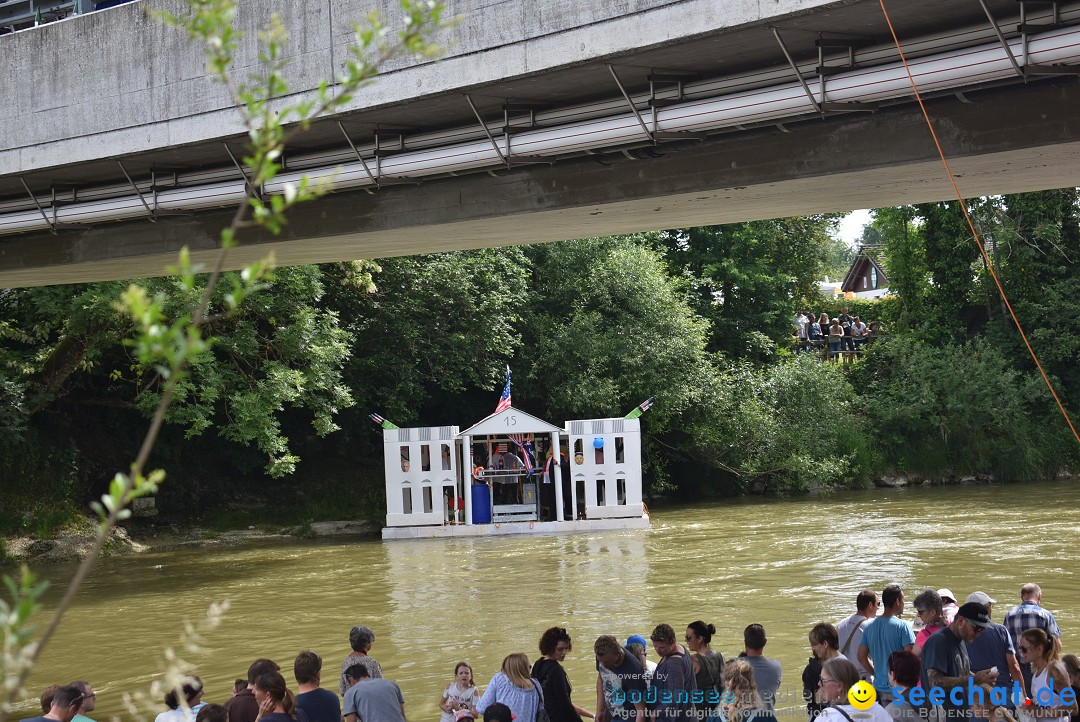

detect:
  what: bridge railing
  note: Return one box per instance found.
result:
[0,0,132,34]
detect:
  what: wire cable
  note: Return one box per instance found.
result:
[878,0,1080,446]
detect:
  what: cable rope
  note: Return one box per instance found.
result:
[878,0,1080,446]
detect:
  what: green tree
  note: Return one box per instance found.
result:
[518,236,715,490]
[136,265,356,477]
[852,337,1071,479]
[874,206,926,330]
[326,248,530,426]
[658,215,840,360]
[916,200,981,343]
[822,233,857,282]
[686,356,874,495]
[520,236,713,423]
[984,188,1080,414]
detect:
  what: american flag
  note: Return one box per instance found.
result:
[623,396,655,420]
[494,365,512,413]
[509,434,534,475]
[368,412,399,429]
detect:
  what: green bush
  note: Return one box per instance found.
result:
[690,355,875,494]
[0,428,82,536]
[851,336,1072,480]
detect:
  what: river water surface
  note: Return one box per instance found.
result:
[17,481,1080,720]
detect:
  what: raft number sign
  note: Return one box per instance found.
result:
[504,414,518,426]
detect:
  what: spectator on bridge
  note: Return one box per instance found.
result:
[818,313,831,338]
[828,319,844,360]
[851,316,867,350]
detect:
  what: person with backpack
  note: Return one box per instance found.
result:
[532,627,593,722]
[838,590,879,681]
[686,621,724,716]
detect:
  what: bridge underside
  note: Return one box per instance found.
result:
[1,80,1078,288]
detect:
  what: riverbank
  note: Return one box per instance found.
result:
[1,517,379,566]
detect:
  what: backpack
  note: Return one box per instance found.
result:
[532,680,550,722]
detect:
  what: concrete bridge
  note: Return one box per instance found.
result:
[1,0,1079,286]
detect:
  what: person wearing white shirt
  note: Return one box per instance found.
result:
[838,589,879,681]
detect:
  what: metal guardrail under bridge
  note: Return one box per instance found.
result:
[0,0,133,34]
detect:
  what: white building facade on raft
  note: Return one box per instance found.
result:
[380,406,649,539]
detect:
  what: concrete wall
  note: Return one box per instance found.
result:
[0,0,844,176]
[4,80,1077,288]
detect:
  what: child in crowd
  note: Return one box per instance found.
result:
[440,662,478,722]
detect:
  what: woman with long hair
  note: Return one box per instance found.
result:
[803,623,844,719]
[720,659,774,722]
[532,627,593,722]
[477,653,543,722]
[816,659,890,722]
[254,671,306,722]
[1018,630,1078,722]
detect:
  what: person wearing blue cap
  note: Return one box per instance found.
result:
[624,636,657,681]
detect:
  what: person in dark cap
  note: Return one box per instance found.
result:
[484,702,515,722]
[921,602,1000,720]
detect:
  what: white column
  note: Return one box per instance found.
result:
[568,436,578,519]
[463,435,473,525]
[551,431,564,521]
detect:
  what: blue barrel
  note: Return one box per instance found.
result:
[471,483,492,524]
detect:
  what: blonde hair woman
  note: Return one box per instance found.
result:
[720,659,768,722]
[477,653,544,722]
[1018,630,1078,722]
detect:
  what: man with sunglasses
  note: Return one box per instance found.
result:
[920,603,1000,720]
[69,682,96,722]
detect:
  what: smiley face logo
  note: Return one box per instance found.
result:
[848,680,877,710]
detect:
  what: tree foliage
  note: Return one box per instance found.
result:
[657,216,840,360]
[336,249,530,425]
[687,356,874,494]
[520,236,713,427]
[852,337,1072,480]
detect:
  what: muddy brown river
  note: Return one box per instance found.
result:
[14,481,1080,720]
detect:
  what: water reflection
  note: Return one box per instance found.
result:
[16,481,1080,720]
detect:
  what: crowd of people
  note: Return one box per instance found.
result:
[23,584,1080,722]
[793,309,881,360]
